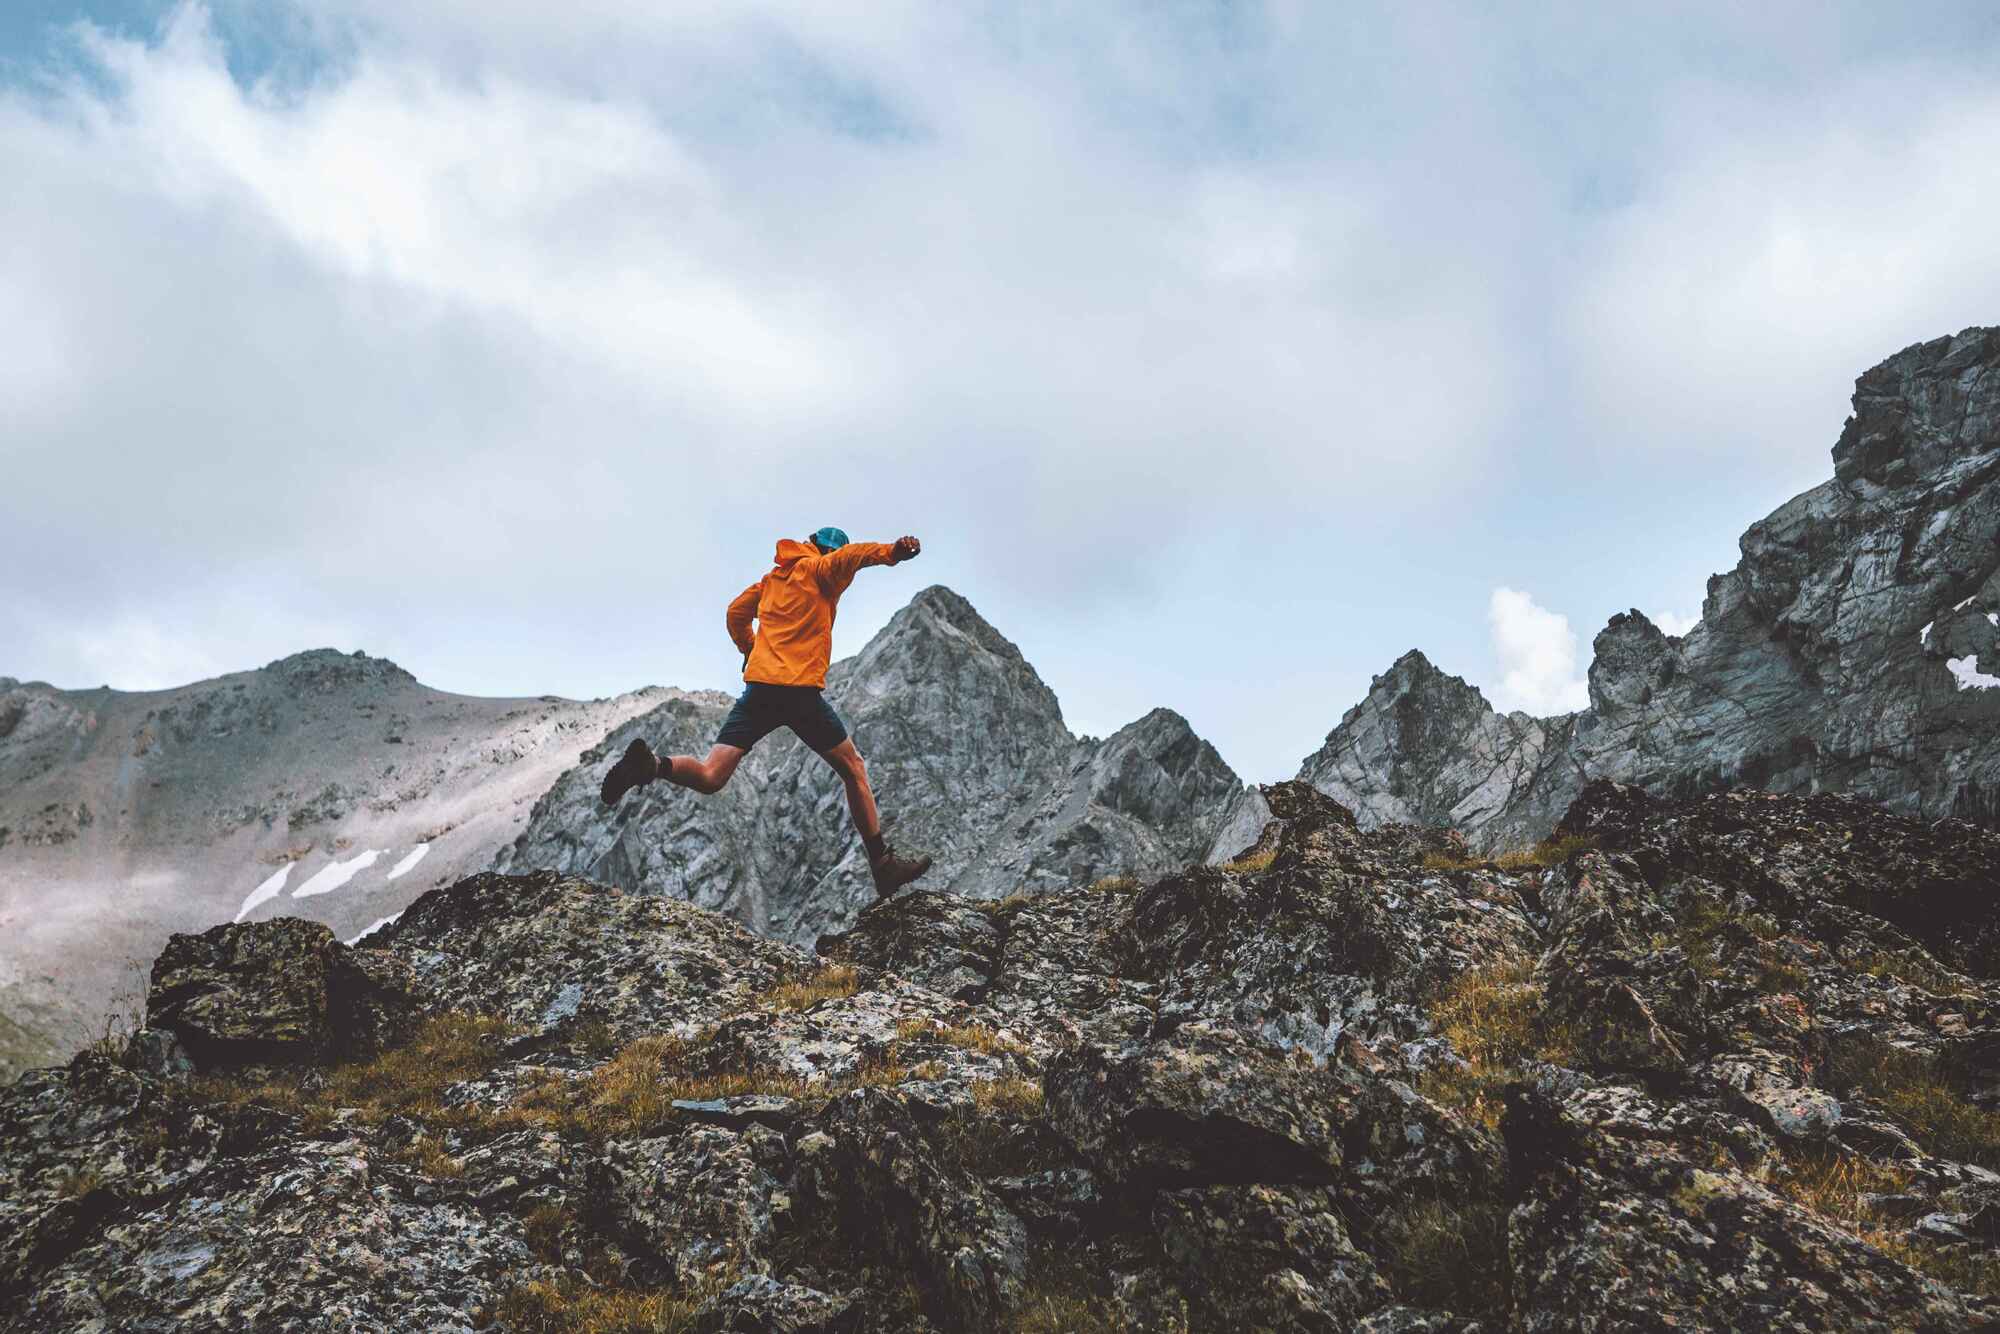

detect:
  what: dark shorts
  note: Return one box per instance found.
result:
[715,682,850,755]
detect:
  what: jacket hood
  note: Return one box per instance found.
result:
[773,538,820,567]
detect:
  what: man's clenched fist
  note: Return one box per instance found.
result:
[892,535,922,563]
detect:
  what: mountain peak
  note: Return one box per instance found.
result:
[264,648,416,691]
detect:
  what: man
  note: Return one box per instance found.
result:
[599,526,934,899]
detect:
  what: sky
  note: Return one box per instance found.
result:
[5,1,2000,782]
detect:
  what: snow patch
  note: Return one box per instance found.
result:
[386,843,429,881]
[1988,613,1997,628]
[1920,620,1934,647]
[1947,655,2000,691]
[344,911,404,946]
[293,849,385,899]
[235,864,292,922]
[1957,596,1978,611]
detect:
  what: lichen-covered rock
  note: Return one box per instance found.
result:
[594,1127,787,1286]
[693,1274,861,1333]
[798,1087,1029,1328]
[15,764,2000,1330]
[1502,1084,2000,1331]
[18,1135,536,1332]
[146,918,342,1070]
[1152,1182,1392,1330]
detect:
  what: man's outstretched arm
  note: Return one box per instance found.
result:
[726,581,762,656]
[816,536,920,594]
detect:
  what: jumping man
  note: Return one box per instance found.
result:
[599,527,934,899]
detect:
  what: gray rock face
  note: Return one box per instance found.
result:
[500,586,1244,944]
[1235,326,2000,855]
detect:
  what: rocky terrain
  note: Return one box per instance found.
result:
[0,651,666,1080]
[1224,326,2000,857]
[9,778,2000,1329]
[499,586,1244,945]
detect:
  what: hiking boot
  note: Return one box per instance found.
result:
[869,844,932,899]
[600,738,659,807]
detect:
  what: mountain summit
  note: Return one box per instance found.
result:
[1222,326,2000,855]
[500,585,1244,943]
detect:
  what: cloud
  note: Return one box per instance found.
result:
[1488,587,1589,716]
[1562,67,2000,473]
[1651,610,1700,638]
[7,2,2000,783]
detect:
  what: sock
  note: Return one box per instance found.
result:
[863,831,887,862]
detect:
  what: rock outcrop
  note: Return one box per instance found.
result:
[500,586,1244,944]
[0,649,667,1082]
[1240,326,2000,855]
[11,777,2000,1327]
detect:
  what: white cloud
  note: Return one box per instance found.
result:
[1488,587,1589,716]
[1562,70,2000,472]
[1651,610,1699,637]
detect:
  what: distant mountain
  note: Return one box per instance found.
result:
[499,585,1245,943]
[1213,325,2000,857]
[0,651,664,1080]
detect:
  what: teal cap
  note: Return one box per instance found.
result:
[811,526,849,552]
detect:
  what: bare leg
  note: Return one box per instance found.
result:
[660,744,747,795]
[818,738,881,840]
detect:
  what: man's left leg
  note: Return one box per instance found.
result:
[819,737,931,899]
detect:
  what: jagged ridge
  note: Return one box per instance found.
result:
[1244,326,2000,854]
[499,585,1245,944]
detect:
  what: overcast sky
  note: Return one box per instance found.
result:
[5,1,2000,781]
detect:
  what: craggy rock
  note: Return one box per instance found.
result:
[146,918,342,1070]
[19,1136,535,1332]
[694,1274,861,1333]
[798,1087,1029,1328]
[14,768,2000,1329]
[1244,326,2000,855]
[375,869,814,1049]
[1503,1085,2000,1331]
[816,890,1002,1000]
[595,1127,786,1286]
[1152,1182,1392,1330]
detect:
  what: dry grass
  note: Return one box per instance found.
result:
[1829,1039,2000,1170]
[393,1137,465,1179]
[1773,1147,2000,1298]
[1374,1195,1512,1316]
[1417,958,1574,1129]
[1491,833,1597,872]
[1858,947,1970,996]
[1420,851,1482,872]
[1088,874,1139,894]
[972,1075,1044,1118]
[756,964,861,1013]
[186,1012,526,1137]
[1220,850,1276,875]
[53,1167,104,1199]
[1011,1245,1126,1332]
[894,1018,1028,1057]
[495,1269,738,1334]
[1649,896,1807,994]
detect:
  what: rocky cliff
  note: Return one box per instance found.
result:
[498,586,1244,945]
[0,651,665,1082]
[1229,326,2000,856]
[10,780,2000,1328]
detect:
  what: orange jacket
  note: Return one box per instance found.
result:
[727,538,899,688]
